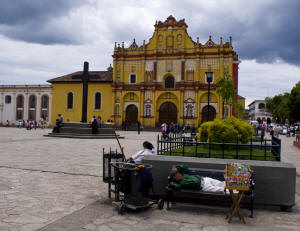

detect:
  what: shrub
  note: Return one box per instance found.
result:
[197,121,212,142]
[198,118,254,144]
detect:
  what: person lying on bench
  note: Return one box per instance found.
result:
[170,165,225,193]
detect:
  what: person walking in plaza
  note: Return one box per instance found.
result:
[52,119,62,133]
[91,116,95,123]
[261,125,265,141]
[58,114,64,123]
[97,116,102,128]
[166,123,170,138]
[161,122,167,139]
[137,121,141,135]
[91,116,98,134]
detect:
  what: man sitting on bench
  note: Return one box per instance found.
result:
[170,165,225,193]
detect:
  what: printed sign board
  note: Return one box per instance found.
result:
[225,163,251,191]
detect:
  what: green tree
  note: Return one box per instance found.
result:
[216,72,236,118]
[233,103,248,120]
[265,93,290,123]
[288,81,300,123]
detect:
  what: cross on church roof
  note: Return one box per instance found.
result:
[72,62,99,82]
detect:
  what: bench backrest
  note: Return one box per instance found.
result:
[187,168,225,181]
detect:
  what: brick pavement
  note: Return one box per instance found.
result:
[0,128,299,231]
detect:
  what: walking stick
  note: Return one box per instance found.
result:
[114,131,126,161]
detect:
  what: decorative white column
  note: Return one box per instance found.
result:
[0,92,3,124]
[36,93,41,122]
[48,93,52,126]
[12,92,16,123]
[24,92,29,121]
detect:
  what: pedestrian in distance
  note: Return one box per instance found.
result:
[58,114,64,123]
[161,122,167,140]
[52,119,62,133]
[92,116,98,134]
[137,121,141,135]
[97,116,101,128]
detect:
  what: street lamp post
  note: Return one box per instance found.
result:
[206,72,213,121]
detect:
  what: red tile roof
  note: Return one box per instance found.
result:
[47,71,113,83]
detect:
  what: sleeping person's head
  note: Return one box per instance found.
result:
[170,167,182,182]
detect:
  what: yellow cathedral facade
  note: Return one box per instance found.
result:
[48,16,242,128]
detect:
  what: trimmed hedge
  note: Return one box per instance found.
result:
[198,117,254,144]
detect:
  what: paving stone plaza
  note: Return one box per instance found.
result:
[0,127,299,231]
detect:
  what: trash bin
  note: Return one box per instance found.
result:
[111,162,152,207]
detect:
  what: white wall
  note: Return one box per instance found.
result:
[0,86,52,126]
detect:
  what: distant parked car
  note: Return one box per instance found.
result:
[250,121,259,127]
[281,126,287,135]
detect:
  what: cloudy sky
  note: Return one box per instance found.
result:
[0,0,299,107]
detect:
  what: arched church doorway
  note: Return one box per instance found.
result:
[125,104,138,125]
[159,102,177,124]
[201,105,216,122]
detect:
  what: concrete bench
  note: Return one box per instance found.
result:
[142,155,296,211]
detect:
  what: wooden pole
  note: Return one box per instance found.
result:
[114,131,126,161]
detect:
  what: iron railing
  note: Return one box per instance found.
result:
[157,133,281,161]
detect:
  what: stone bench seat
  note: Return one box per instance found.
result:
[165,167,254,217]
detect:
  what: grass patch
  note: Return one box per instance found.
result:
[162,145,277,161]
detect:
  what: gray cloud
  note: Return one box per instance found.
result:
[181,0,300,66]
[0,0,300,106]
[0,0,86,44]
[1,0,299,66]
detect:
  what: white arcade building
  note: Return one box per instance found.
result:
[0,85,52,126]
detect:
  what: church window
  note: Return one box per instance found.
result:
[167,63,172,72]
[115,104,120,115]
[95,92,101,110]
[205,72,214,83]
[16,95,23,120]
[145,104,152,117]
[130,74,136,84]
[258,103,265,109]
[130,93,134,100]
[67,92,73,109]
[224,106,229,118]
[177,34,182,41]
[186,104,193,118]
[188,72,193,81]
[165,76,174,88]
[166,35,173,53]
[177,44,182,52]
[41,95,48,120]
[184,103,195,118]
[28,95,36,120]
[5,95,11,104]
[116,71,120,81]
[158,35,163,41]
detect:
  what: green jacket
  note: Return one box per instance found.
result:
[170,165,202,190]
